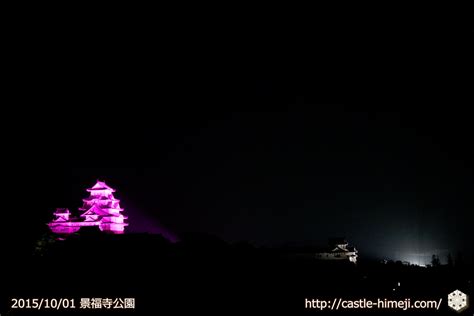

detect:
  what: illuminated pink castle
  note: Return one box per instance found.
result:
[48,181,128,234]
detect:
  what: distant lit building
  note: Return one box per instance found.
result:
[48,181,128,235]
[315,238,358,263]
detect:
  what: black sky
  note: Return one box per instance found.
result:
[4,18,473,264]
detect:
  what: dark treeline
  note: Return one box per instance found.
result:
[3,232,472,315]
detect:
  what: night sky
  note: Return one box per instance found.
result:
[4,20,473,265]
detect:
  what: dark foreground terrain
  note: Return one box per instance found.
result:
[3,233,473,315]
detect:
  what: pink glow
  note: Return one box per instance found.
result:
[48,181,128,234]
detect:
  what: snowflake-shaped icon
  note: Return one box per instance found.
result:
[448,290,468,312]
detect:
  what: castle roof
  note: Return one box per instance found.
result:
[80,204,111,217]
[329,246,357,253]
[83,196,119,202]
[86,181,116,192]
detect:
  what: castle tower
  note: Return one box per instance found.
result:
[48,180,128,235]
[79,181,128,234]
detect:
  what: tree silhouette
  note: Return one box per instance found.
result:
[447,253,453,267]
[431,254,440,267]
